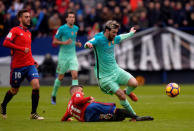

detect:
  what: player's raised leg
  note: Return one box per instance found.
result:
[51,74,63,104]
[71,70,78,85]
[30,79,44,120]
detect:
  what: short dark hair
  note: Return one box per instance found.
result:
[105,20,120,31]
[17,9,29,19]
[69,85,83,94]
[65,11,75,18]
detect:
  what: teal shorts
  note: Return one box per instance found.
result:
[98,68,134,95]
[56,57,78,74]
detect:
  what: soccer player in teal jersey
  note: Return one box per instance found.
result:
[51,11,82,104]
[84,20,139,117]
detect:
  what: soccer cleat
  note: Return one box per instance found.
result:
[124,90,138,102]
[51,96,56,105]
[1,104,7,119]
[132,116,154,121]
[30,113,44,120]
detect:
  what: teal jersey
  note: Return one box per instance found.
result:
[55,24,79,61]
[88,32,121,78]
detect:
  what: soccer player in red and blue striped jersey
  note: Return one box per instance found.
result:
[1,9,44,120]
[61,85,153,122]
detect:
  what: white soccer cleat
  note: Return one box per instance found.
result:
[30,113,44,120]
[1,114,7,120]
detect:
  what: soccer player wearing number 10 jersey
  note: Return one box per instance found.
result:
[1,9,44,120]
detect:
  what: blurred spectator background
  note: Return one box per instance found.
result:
[0,0,194,38]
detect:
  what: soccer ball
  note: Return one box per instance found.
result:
[166,83,180,97]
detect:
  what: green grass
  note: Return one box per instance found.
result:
[0,85,194,131]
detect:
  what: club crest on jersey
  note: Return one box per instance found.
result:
[108,42,111,46]
[20,33,23,36]
[108,41,114,46]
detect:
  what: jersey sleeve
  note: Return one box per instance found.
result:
[55,26,63,40]
[3,28,25,51]
[73,92,91,105]
[114,36,121,44]
[61,107,71,121]
[85,36,99,48]
[5,28,17,41]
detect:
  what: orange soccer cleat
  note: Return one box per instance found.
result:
[124,90,138,102]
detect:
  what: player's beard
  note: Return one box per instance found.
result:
[108,34,114,41]
[22,20,31,28]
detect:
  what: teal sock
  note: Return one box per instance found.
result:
[52,78,61,97]
[126,86,135,95]
[72,79,78,85]
[120,99,136,115]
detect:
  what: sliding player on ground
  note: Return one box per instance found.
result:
[61,85,153,122]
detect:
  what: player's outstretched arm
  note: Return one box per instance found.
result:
[53,37,72,45]
[118,27,136,42]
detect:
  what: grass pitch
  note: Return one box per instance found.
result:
[0,84,194,131]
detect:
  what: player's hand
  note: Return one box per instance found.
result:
[24,48,29,53]
[34,61,39,68]
[85,43,93,48]
[89,96,95,103]
[64,39,72,45]
[130,27,136,34]
[76,41,82,47]
[67,118,73,121]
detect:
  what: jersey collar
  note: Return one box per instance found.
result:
[18,25,28,31]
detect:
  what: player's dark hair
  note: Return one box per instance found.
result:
[105,20,120,31]
[65,11,76,18]
[17,9,29,19]
[69,85,83,94]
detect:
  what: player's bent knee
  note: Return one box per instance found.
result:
[128,78,138,88]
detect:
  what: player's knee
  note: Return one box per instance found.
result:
[58,75,64,81]
[116,90,126,100]
[33,84,40,90]
[120,94,126,100]
[71,72,78,79]
[72,74,78,79]
[10,88,19,95]
[128,78,138,88]
[32,82,40,90]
